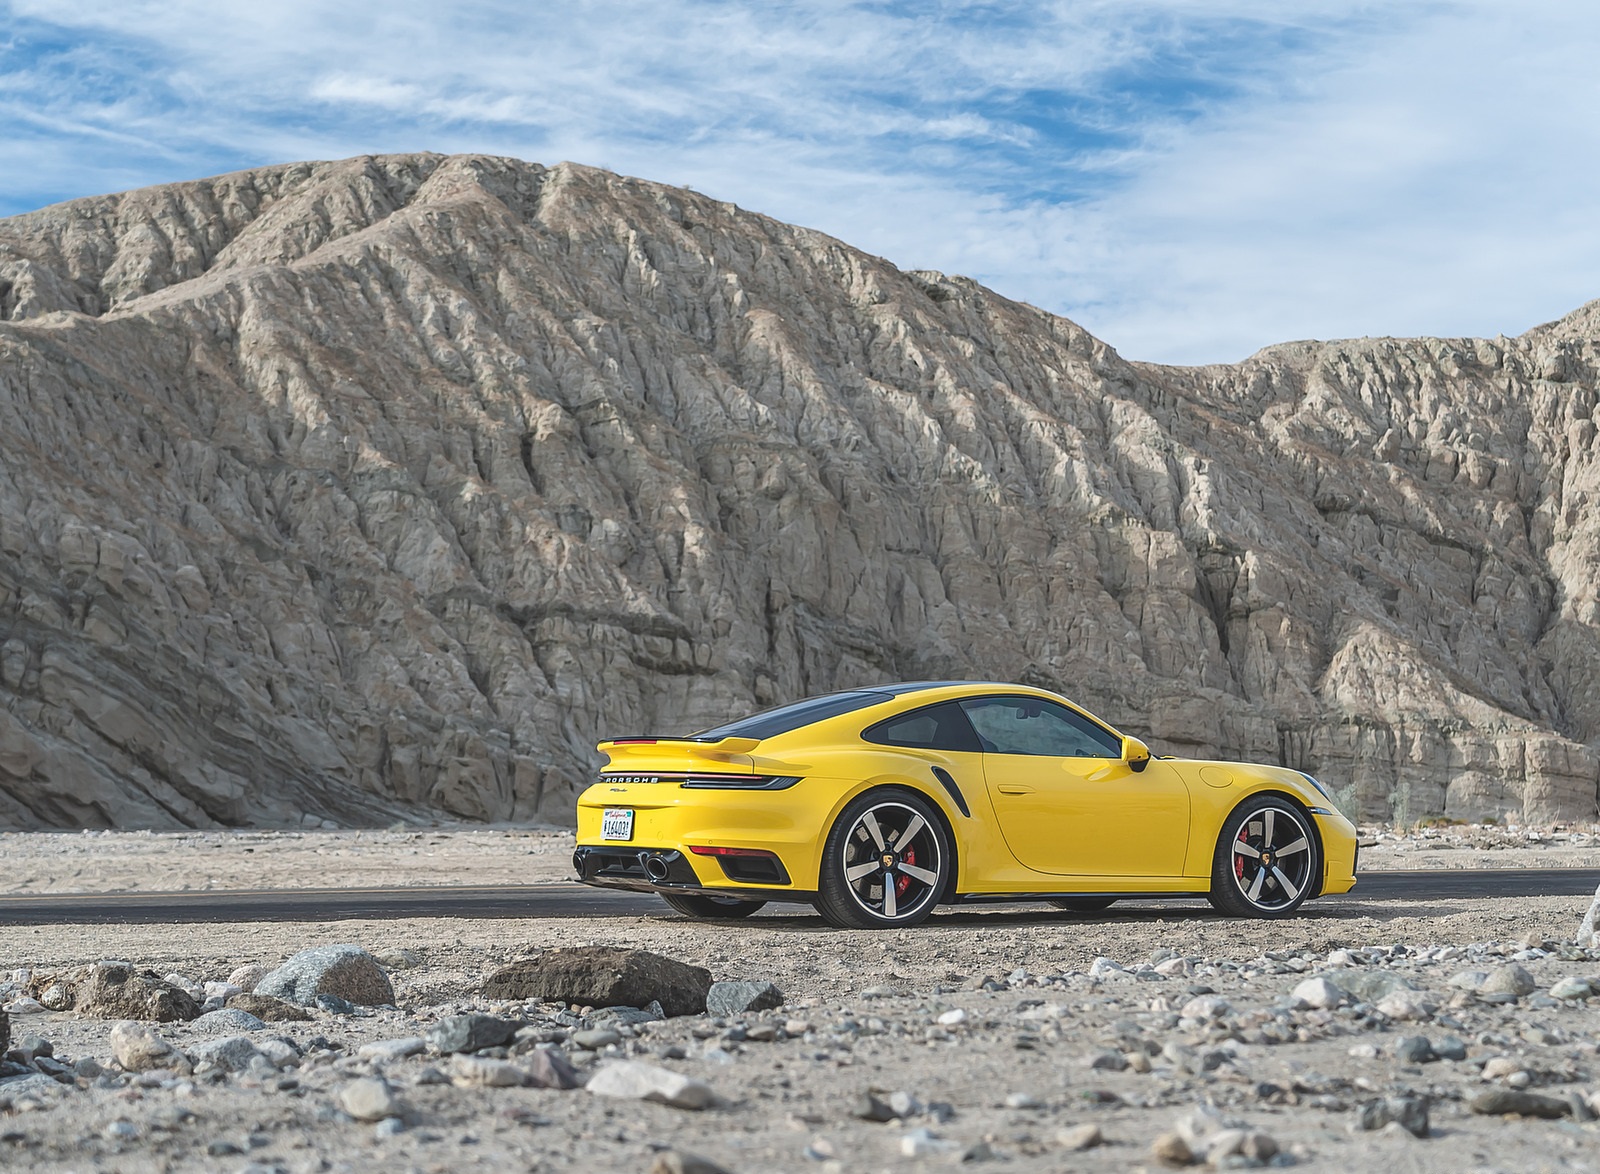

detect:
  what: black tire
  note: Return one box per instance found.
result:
[1207,795,1320,918]
[659,893,767,919]
[1049,897,1117,913]
[814,789,951,929]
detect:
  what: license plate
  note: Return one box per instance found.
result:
[601,808,635,841]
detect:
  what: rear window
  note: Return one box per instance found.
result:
[862,701,981,753]
[692,691,894,741]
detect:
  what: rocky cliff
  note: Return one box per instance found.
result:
[0,153,1595,828]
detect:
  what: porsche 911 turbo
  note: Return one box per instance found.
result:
[573,681,1358,928]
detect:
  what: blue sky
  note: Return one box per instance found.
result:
[3,1,1598,363]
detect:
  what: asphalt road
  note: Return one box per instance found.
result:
[0,869,1594,925]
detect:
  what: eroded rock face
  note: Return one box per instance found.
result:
[0,153,1596,827]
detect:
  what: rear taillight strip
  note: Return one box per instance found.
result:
[598,773,801,790]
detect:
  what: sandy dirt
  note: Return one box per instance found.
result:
[4,831,1600,1173]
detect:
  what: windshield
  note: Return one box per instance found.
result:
[692,691,894,741]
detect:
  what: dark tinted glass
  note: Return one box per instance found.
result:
[862,701,982,753]
[693,691,893,741]
[959,696,1122,758]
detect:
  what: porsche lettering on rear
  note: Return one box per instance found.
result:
[572,681,1359,928]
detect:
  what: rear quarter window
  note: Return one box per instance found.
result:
[862,701,982,753]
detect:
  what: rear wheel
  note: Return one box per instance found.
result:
[815,790,950,929]
[1207,796,1319,918]
[1049,897,1117,913]
[659,893,767,919]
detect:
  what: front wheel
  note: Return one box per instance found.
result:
[1207,796,1319,918]
[660,893,767,919]
[814,790,951,929]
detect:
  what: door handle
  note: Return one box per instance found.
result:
[996,784,1036,795]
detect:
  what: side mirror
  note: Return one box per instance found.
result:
[1122,736,1151,773]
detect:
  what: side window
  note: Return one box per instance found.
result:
[959,696,1121,758]
[862,701,982,753]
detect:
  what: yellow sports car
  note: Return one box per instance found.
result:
[573,682,1358,928]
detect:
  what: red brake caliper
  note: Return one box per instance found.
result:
[1234,830,1248,880]
[897,847,915,896]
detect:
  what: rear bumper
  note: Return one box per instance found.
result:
[572,846,818,904]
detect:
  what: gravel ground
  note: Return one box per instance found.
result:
[5,831,1600,1173]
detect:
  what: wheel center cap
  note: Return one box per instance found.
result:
[881,853,896,869]
[1260,851,1273,866]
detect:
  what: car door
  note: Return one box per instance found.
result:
[961,695,1190,877]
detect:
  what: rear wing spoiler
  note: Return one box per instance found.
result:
[597,736,761,772]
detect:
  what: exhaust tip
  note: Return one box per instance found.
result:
[642,854,671,882]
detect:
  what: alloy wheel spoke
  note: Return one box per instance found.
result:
[1232,839,1257,857]
[898,813,927,847]
[860,811,887,850]
[1271,866,1300,900]
[1263,809,1275,845]
[1276,836,1310,856]
[845,861,880,882]
[1246,869,1266,902]
[883,882,898,918]
[899,862,938,886]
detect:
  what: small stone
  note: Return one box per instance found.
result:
[1549,976,1592,1000]
[358,1037,427,1061]
[427,1014,518,1055]
[572,1028,622,1050]
[899,1127,957,1157]
[2,998,45,1016]
[706,980,784,1016]
[587,1060,714,1109]
[853,1092,897,1122]
[1477,964,1537,999]
[207,1140,243,1157]
[314,993,355,1015]
[887,1090,923,1118]
[1154,957,1192,977]
[784,1018,811,1036]
[103,1120,139,1141]
[1180,995,1231,1021]
[37,983,71,1012]
[1056,1123,1102,1150]
[1469,1089,1571,1118]
[254,945,394,1008]
[1434,1036,1468,1061]
[1357,1096,1429,1137]
[1086,1049,1127,1071]
[650,1152,733,1174]
[1004,1092,1042,1110]
[1480,1056,1523,1080]
[937,1008,967,1026]
[193,1009,267,1032]
[110,1021,189,1073]
[191,1035,263,1073]
[449,1056,527,1087]
[524,1046,581,1090]
[1377,989,1438,1021]
[372,948,422,971]
[1338,971,1415,1004]
[1151,1131,1195,1167]
[1394,1035,1435,1064]
[224,994,312,1023]
[337,1076,403,1121]
[373,1116,406,1138]
[227,965,270,990]
[1292,976,1346,1009]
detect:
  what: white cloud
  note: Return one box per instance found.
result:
[3,1,1598,361]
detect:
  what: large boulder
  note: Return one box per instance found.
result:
[253,945,394,1008]
[49,962,201,1022]
[482,948,712,1017]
